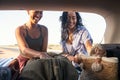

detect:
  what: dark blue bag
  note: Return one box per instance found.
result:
[0,67,11,80]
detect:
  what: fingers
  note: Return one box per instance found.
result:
[39,52,52,59]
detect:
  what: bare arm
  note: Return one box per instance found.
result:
[41,26,48,52]
[85,40,93,55]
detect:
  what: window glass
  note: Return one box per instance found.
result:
[0,10,106,45]
[80,12,106,44]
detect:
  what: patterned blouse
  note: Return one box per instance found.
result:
[61,25,93,56]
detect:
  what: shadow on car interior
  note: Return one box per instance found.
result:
[102,44,120,79]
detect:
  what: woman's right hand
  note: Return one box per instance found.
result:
[39,52,51,59]
[67,55,75,62]
[61,53,74,61]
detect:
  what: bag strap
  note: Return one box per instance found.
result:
[52,58,63,80]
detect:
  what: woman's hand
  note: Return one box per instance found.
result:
[39,52,51,59]
[62,54,74,61]
[74,54,82,64]
[74,54,79,63]
[67,55,74,61]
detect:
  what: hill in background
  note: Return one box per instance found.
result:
[47,44,62,50]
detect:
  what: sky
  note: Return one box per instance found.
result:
[0,10,106,45]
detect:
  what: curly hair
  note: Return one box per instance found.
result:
[60,12,83,42]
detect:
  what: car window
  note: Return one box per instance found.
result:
[0,10,106,45]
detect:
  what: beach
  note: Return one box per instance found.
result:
[0,45,19,58]
[0,44,62,58]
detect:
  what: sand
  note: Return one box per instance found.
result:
[0,44,62,58]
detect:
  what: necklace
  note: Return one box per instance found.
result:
[67,33,73,44]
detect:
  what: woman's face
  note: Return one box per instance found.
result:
[28,10,43,24]
[67,12,77,30]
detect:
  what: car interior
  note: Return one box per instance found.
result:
[0,0,120,80]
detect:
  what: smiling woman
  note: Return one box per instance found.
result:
[0,10,106,45]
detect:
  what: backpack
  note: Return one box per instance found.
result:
[18,56,79,80]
